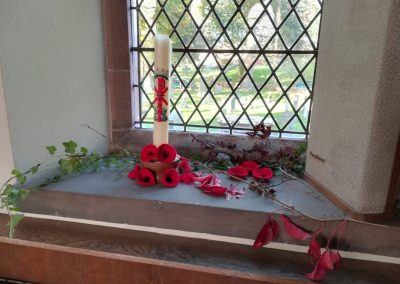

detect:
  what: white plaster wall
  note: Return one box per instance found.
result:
[0,65,14,184]
[0,0,108,170]
[306,0,400,213]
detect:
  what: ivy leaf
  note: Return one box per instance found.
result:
[9,207,21,212]
[63,140,78,154]
[11,169,22,176]
[16,175,27,185]
[2,184,14,196]
[6,213,24,230]
[11,169,26,184]
[18,189,30,200]
[46,146,57,155]
[31,164,40,174]
[80,147,88,155]
[59,159,73,175]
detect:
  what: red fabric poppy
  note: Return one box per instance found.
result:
[158,144,177,163]
[161,168,179,188]
[281,215,311,241]
[226,166,248,178]
[128,164,141,179]
[253,216,280,249]
[140,144,158,162]
[252,167,273,180]
[240,160,260,172]
[136,168,156,187]
[178,158,192,174]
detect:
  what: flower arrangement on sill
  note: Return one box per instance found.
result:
[0,126,385,282]
[125,138,347,281]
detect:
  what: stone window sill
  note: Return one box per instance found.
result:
[18,169,400,258]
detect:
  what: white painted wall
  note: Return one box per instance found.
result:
[306,0,400,213]
[0,65,14,184]
[0,0,108,170]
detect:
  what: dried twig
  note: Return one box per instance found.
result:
[198,163,387,228]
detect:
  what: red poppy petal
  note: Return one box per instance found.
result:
[253,223,273,249]
[128,164,141,179]
[178,158,192,174]
[158,144,177,163]
[240,160,261,171]
[252,167,273,180]
[140,144,158,162]
[227,166,249,178]
[192,174,212,187]
[161,168,179,188]
[136,168,156,187]
[281,215,311,241]
[308,238,321,263]
[200,185,227,196]
[209,173,221,186]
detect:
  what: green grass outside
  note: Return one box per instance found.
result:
[143,63,312,133]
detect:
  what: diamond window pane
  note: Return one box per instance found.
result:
[130,0,323,136]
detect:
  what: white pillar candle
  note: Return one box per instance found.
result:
[153,34,171,147]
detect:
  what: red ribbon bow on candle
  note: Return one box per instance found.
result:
[154,76,168,122]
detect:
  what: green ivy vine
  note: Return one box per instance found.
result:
[0,140,137,238]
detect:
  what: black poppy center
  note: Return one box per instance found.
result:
[143,177,150,182]
[162,151,169,159]
[166,175,172,183]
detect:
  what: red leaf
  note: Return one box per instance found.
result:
[281,215,311,241]
[308,238,321,263]
[128,164,141,179]
[306,249,341,281]
[305,257,329,281]
[161,168,179,188]
[253,216,279,249]
[140,144,158,162]
[158,144,177,163]
[268,217,280,240]
[253,223,273,249]
[320,250,335,270]
[331,251,341,268]
[227,166,249,178]
[252,167,273,180]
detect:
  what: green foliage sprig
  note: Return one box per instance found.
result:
[0,140,137,238]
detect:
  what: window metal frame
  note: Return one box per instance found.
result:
[129,0,324,138]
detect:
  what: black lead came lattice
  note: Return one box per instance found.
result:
[129,0,323,138]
